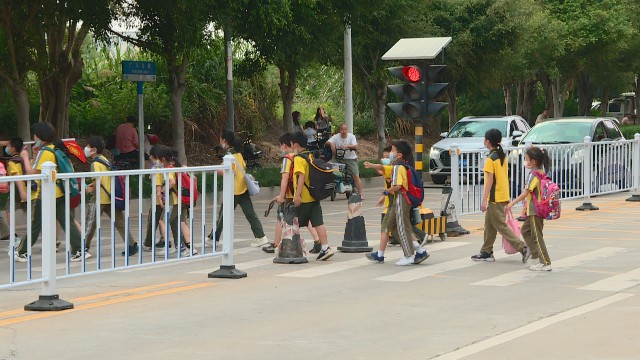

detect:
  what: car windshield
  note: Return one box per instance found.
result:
[447,120,507,138]
[521,121,592,144]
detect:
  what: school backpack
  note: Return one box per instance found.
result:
[0,161,8,193]
[93,157,126,210]
[296,152,335,201]
[166,165,199,205]
[398,163,424,209]
[41,146,81,208]
[531,171,561,220]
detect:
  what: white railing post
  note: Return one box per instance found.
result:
[24,161,73,311]
[627,133,640,202]
[577,136,599,211]
[208,155,246,279]
[450,144,461,214]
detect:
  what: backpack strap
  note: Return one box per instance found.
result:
[41,146,65,192]
[293,152,313,194]
[91,156,113,198]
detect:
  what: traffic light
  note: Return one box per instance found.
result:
[387,64,448,121]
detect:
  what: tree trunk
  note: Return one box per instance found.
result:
[522,78,535,122]
[503,84,513,115]
[12,83,31,141]
[634,77,639,124]
[445,85,457,129]
[516,81,524,119]
[169,55,188,164]
[600,85,609,117]
[37,21,89,137]
[538,72,555,114]
[278,66,297,132]
[374,84,388,158]
[551,76,569,117]
[577,73,593,116]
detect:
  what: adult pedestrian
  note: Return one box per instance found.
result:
[292,111,303,132]
[535,109,550,124]
[114,115,140,164]
[327,123,363,195]
[314,106,330,134]
[471,129,530,263]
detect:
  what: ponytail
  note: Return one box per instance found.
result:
[496,144,506,165]
[541,148,551,173]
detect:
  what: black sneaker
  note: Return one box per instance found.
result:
[262,243,276,254]
[521,246,531,263]
[121,244,139,256]
[309,241,322,254]
[155,241,171,249]
[471,252,495,262]
[316,247,335,261]
[413,251,430,264]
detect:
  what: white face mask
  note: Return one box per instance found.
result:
[84,147,94,158]
[381,158,391,166]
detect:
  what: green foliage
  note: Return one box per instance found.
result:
[621,125,640,140]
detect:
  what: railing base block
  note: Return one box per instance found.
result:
[24,295,74,312]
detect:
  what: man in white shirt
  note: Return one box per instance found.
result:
[327,123,362,196]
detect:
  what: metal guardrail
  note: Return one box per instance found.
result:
[1,154,243,310]
[450,134,640,216]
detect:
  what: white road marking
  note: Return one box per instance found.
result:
[375,250,511,282]
[580,267,640,292]
[431,293,634,360]
[278,242,471,279]
[471,247,625,287]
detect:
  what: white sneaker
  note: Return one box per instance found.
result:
[70,251,92,262]
[251,236,269,248]
[395,256,415,266]
[9,251,28,263]
[529,263,552,271]
[181,246,198,256]
[526,257,540,267]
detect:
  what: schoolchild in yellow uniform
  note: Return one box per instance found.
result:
[291,131,334,260]
[365,140,428,266]
[263,132,319,254]
[471,129,530,263]
[213,130,268,247]
[3,137,28,238]
[83,136,137,256]
[508,146,552,271]
[15,122,83,262]
[142,145,168,251]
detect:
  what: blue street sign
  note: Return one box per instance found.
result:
[122,60,157,82]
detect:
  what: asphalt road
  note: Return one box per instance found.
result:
[1,183,639,360]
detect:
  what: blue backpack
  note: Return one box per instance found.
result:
[42,146,80,198]
[93,157,126,210]
[398,163,424,208]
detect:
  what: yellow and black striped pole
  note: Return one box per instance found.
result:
[415,123,423,176]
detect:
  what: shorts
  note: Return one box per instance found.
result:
[296,201,324,227]
[339,158,359,177]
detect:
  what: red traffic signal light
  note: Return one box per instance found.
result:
[402,65,421,82]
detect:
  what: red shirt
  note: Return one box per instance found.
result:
[115,123,139,153]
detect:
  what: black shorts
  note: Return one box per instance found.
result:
[296,201,324,227]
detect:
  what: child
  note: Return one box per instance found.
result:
[16,122,84,262]
[213,130,268,248]
[165,147,197,256]
[142,145,169,251]
[83,136,137,256]
[263,132,320,254]
[0,137,27,242]
[507,147,552,271]
[365,140,428,266]
[471,129,530,263]
[291,131,334,260]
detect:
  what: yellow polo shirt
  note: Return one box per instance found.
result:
[35,145,64,199]
[91,155,111,205]
[293,152,315,203]
[483,150,510,203]
[7,159,26,203]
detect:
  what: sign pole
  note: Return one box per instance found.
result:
[138,81,144,169]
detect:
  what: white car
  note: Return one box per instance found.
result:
[428,116,530,184]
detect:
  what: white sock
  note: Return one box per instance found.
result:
[413,241,425,254]
[322,244,329,251]
[377,250,384,257]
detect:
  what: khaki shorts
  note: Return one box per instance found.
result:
[339,158,359,177]
[296,201,324,227]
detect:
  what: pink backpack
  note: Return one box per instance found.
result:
[531,171,561,220]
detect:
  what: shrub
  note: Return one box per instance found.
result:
[621,125,640,140]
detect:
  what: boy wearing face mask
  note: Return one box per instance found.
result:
[83,136,137,256]
[365,146,429,249]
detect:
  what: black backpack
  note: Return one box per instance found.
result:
[296,151,335,201]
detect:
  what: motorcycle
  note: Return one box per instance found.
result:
[328,148,355,201]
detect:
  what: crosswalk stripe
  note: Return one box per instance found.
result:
[279,241,471,279]
[374,248,511,283]
[471,247,626,287]
[579,267,640,292]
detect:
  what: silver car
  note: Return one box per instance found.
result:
[428,116,531,184]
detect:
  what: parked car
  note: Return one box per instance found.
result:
[511,117,629,196]
[428,115,530,184]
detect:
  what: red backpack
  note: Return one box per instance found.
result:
[0,162,8,193]
[398,163,424,208]
[167,165,199,205]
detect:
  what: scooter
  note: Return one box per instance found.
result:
[238,131,264,170]
[329,148,355,201]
